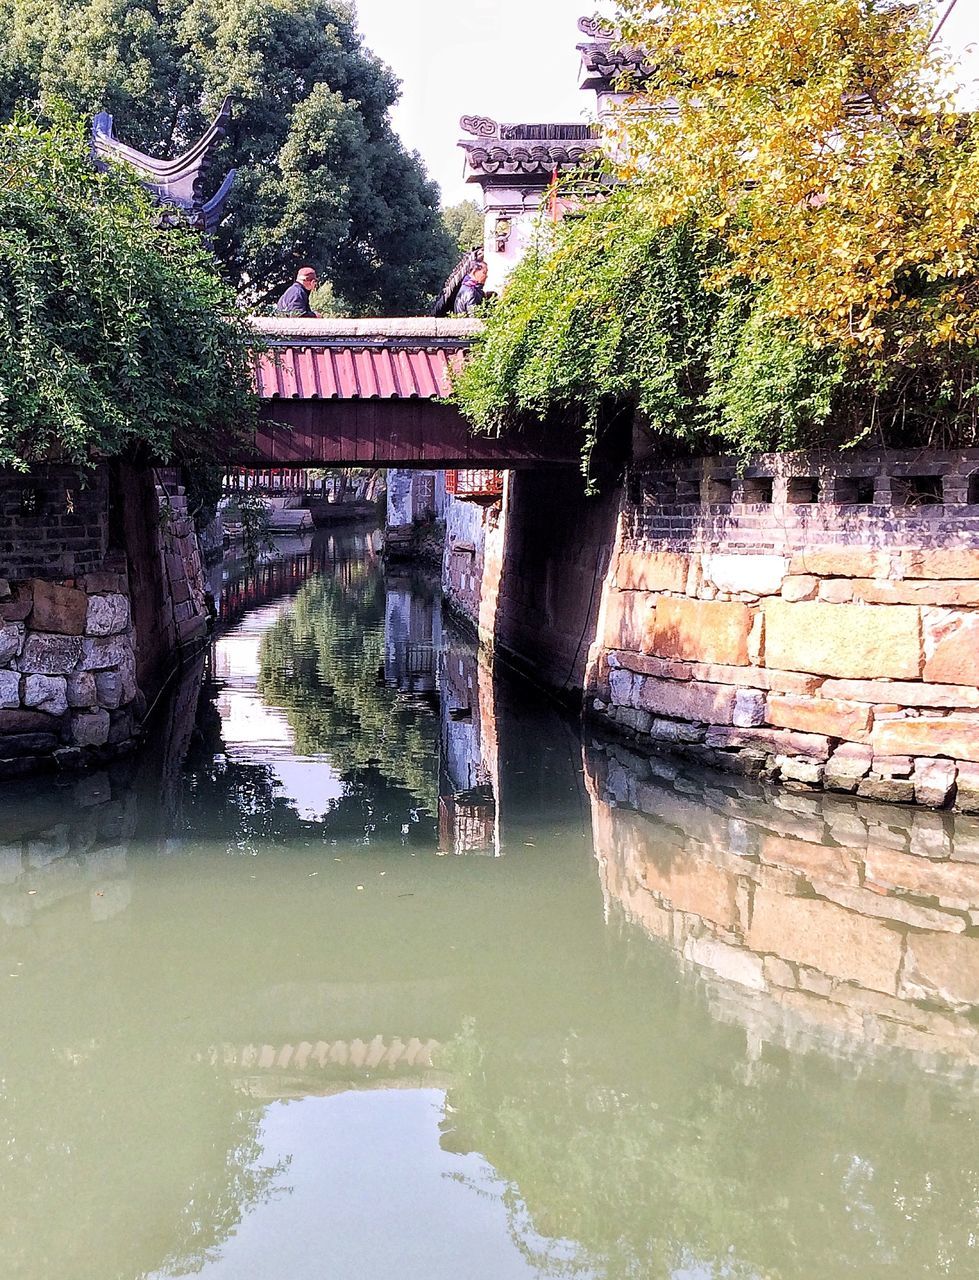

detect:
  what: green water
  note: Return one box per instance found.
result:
[3,531,979,1279]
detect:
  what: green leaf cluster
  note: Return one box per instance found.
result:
[0,110,255,470]
[0,0,457,313]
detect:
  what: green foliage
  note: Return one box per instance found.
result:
[0,0,457,313]
[0,110,255,471]
[442,199,484,254]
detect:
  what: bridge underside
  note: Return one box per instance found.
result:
[245,400,578,469]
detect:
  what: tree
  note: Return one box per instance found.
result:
[0,111,255,471]
[0,0,457,313]
[442,199,484,254]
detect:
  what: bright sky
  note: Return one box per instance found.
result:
[354,0,979,208]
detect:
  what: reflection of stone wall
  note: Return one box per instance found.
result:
[587,449,979,809]
[585,738,979,1074]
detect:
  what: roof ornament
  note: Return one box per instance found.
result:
[577,15,615,39]
[460,115,500,138]
[91,96,236,232]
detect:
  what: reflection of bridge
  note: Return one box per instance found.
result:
[216,536,376,628]
[248,318,578,469]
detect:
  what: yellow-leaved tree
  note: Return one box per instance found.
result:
[611,0,979,361]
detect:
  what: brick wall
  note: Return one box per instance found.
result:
[0,465,109,579]
[586,447,979,811]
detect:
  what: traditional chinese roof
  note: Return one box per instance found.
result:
[459,117,600,183]
[576,16,652,93]
[91,97,235,231]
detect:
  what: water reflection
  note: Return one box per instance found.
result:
[2,533,979,1278]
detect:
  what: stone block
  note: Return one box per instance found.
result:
[648,718,706,744]
[747,888,904,994]
[616,550,689,593]
[851,579,979,607]
[0,708,60,733]
[775,755,825,785]
[872,755,914,779]
[922,610,979,686]
[81,571,127,594]
[0,583,33,622]
[617,707,652,734]
[0,670,19,709]
[29,579,88,635]
[757,833,859,885]
[821,677,979,709]
[857,775,915,804]
[763,955,797,988]
[95,671,123,710]
[24,674,68,717]
[763,600,921,679]
[705,726,833,760]
[956,763,979,815]
[0,622,24,664]
[900,934,979,1011]
[85,593,130,637]
[913,758,958,809]
[652,597,752,666]
[635,676,738,725]
[81,636,132,671]
[864,846,979,907]
[611,651,693,680]
[812,880,967,933]
[66,672,98,708]
[701,554,789,597]
[901,549,979,579]
[107,710,133,744]
[684,936,767,990]
[17,634,83,675]
[872,718,979,764]
[782,575,819,602]
[789,549,890,578]
[824,743,873,791]
[688,663,824,696]
[609,668,636,708]
[72,710,110,748]
[638,847,740,928]
[767,693,872,741]
[0,731,59,756]
[818,580,854,604]
[734,688,766,727]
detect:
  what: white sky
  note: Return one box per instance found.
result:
[353,0,979,207]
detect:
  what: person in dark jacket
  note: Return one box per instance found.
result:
[452,262,489,316]
[276,266,319,317]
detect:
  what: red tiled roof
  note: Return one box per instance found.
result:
[254,345,463,401]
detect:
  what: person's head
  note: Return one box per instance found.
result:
[297,266,318,292]
[471,263,489,285]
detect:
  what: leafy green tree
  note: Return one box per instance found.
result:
[0,0,457,313]
[442,199,484,254]
[0,110,254,471]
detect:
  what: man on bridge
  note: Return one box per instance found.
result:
[276,266,320,318]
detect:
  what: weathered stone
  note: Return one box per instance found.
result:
[609,668,636,708]
[652,597,752,666]
[635,676,738,725]
[0,622,24,664]
[824,743,873,791]
[701,554,789,597]
[789,548,890,578]
[901,933,979,1011]
[0,579,9,600]
[796,966,835,997]
[922,610,979,686]
[95,670,123,710]
[775,755,825,785]
[812,880,967,933]
[956,763,979,815]
[909,810,954,860]
[747,888,904,994]
[763,600,921,679]
[29,579,88,635]
[81,636,132,671]
[616,707,652,734]
[851,579,979,607]
[873,755,914,779]
[705,725,832,761]
[901,549,979,580]
[734,688,767,728]
[85,593,130,637]
[757,833,859,885]
[821,677,979,709]
[17,634,83,675]
[107,709,133,744]
[763,954,797,988]
[0,669,19,709]
[684,936,766,990]
[0,708,59,733]
[611,651,693,680]
[864,846,979,906]
[782,575,819,602]
[616,550,689,593]
[767,693,872,742]
[72,710,110,747]
[81,571,127,594]
[648,718,706,744]
[638,847,740,928]
[818,580,854,604]
[23,674,68,717]
[0,731,59,756]
[913,758,958,809]
[66,671,97,708]
[857,775,915,804]
[872,718,979,764]
[0,582,33,622]
[686,662,823,696]
[602,589,654,653]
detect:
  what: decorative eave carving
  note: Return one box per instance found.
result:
[577,15,615,39]
[576,15,652,93]
[460,137,600,182]
[92,96,236,231]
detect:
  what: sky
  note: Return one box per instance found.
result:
[353,0,979,208]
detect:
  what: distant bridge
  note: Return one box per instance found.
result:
[246,317,577,469]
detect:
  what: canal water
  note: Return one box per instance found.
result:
[3,530,979,1279]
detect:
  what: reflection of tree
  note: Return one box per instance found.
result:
[441,992,979,1280]
[257,571,440,818]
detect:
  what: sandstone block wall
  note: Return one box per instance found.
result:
[586,449,979,810]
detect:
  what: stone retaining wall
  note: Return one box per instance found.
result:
[586,449,979,811]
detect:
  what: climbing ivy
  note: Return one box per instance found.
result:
[0,109,255,471]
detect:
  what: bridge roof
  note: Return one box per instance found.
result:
[250,317,481,402]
